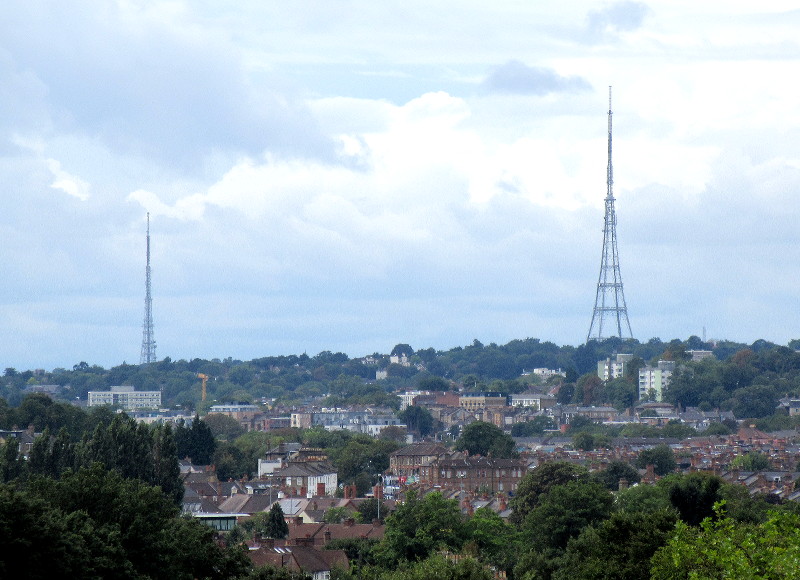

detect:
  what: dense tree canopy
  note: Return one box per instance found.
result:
[454,421,517,458]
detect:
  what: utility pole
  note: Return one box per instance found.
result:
[587,87,633,342]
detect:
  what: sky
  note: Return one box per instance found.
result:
[3,1,800,371]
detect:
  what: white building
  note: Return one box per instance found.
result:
[510,393,557,410]
[638,361,676,402]
[87,386,161,411]
[597,353,634,381]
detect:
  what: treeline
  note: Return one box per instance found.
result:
[4,335,800,423]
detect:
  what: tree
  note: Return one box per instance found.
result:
[523,480,614,551]
[391,344,414,357]
[265,503,289,539]
[651,506,800,579]
[398,406,434,437]
[666,472,725,526]
[324,506,358,524]
[454,422,517,459]
[357,498,387,524]
[730,451,771,471]
[463,507,520,574]
[510,416,554,437]
[204,413,246,441]
[592,460,641,490]
[553,509,678,580]
[175,416,216,465]
[636,444,677,476]
[509,461,589,525]
[377,491,466,563]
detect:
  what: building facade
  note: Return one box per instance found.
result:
[638,360,676,402]
[87,386,161,411]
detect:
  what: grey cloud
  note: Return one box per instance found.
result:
[482,61,591,96]
[585,1,652,43]
[0,2,335,171]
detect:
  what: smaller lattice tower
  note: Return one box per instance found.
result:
[587,87,633,342]
[140,212,157,364]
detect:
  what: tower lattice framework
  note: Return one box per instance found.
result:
[140,212,157,364]
[587,87,633,342]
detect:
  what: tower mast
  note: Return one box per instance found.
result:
[587,87,633,342]
[140,212,157,364]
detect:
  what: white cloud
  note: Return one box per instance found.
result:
[47,159,90,201]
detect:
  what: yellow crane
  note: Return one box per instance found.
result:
[197,373,209,402]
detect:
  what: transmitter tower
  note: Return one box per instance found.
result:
[140,213,157,364]
[587,87,633,342]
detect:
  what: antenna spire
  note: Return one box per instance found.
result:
[587,87,633,342]
[140,213,157,364]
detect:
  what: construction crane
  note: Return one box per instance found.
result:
[197,373,209,402]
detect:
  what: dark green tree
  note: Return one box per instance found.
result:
[454,421,517,458]
[553,509,678,580]
[665,472,725,526]
[591,460,641,490]
[523,480,614,551]
[377,490,466,563]
[398,406,434,437]
[265,502,289,539]
[636,444,677,476]
[509,461,589,525]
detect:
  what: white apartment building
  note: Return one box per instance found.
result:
[597,353,634,381]
[638,361,677,402]
[87,386,161,411]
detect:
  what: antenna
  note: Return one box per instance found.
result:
[140,213,157,364]
[587,87,633,342]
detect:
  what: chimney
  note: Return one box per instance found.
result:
[324,530,332,543]
[294,516,303,525]
[618,478,629,491]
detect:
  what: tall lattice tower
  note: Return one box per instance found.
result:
[140,212,157,364]
[587,87,633,342]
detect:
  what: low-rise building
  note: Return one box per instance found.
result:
[87,385,161,411]
[459,392,508,412]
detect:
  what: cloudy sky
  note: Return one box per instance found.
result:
[2,1,800,370]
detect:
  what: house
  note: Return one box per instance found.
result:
[388,442,451,482]
[248,545,349,580]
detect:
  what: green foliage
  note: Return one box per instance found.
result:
[665,472,725,526]
[175,416,216,465]
[571,431,610,451]
[509,461,589,525]
[651,506,800,579]
[398,405,434,437]
[369,553,492,580]
[0,463,249,579]
[704,421,733,435]
[454,421,517,458]
[377,491,466,563]
[511,416,555,437]
[730,451,771,471]
[614,483,673,515]
[357,498,387,524]
[553,509,678,580]
[328,437,400,487]
[591,460,641,490]
[635,444,677,476]
[462,507,520,573]
[523,480,614,551]
[204,412,246,440]
[265,502,289,539]
[324,506,359,524]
